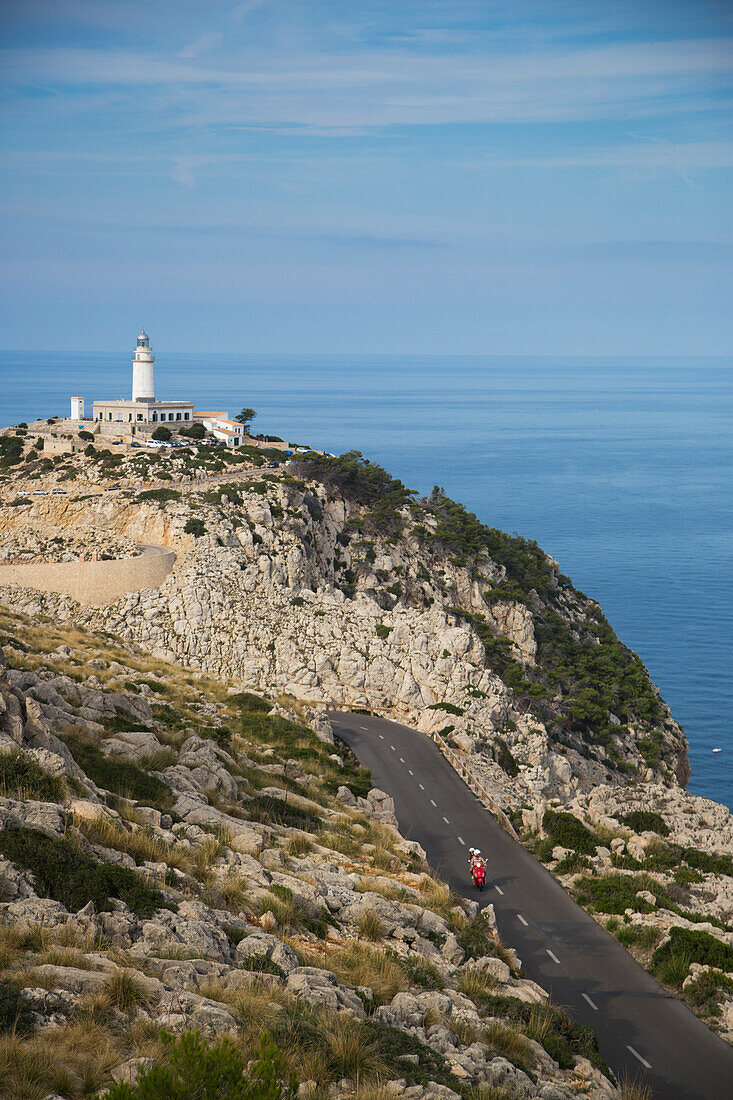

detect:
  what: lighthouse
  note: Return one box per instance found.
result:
[92,330,194,428]
[132,330,155,402]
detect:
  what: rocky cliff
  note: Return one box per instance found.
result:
[0,449,689,809]
[0,607,617,1099]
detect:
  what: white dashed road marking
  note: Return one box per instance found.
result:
[443,816,450,824]
[360,726,368,731]
[390,745,396,751]
[517,914,527,926]
[379,734,384,740]
[408,770,414,776]
[400,757,405,763]
[430,799,437,807]
[458,836,465,846]
[546,950,561,965]
[419,784,425,791]
[495,885,504,896]
[581,993,599,1011]
[627,1046,652,1070]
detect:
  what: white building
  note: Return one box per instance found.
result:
[92,331,194,426]
[70,396,84,421]
[199,413,245,447]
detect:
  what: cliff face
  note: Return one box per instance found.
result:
[0,452,689,807]
[0,612,622,1099]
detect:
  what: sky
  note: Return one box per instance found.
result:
[0,0,732,355]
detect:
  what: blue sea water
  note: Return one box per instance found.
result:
[1,351,731,808]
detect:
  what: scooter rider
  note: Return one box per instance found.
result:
[469,847,486,871]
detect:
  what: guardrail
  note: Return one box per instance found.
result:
[429,728,519,839]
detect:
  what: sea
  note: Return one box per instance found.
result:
[1,351,731,810]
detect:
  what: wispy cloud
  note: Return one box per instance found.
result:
[479,140,733,172]
[178,31,224,60]
[2,36,731,130]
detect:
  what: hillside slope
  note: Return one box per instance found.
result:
[0,609,617,1099]
[0,448,688,810]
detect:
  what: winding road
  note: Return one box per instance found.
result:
[328,711,733,1100]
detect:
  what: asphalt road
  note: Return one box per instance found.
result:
[328,710,733,1100]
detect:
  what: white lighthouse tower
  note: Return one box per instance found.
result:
[132,330,155,402]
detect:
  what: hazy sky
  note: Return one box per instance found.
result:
[1,0,732,354]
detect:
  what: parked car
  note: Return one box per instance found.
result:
[32,489,48,495]
[130,442,142,448]
[51,488,67,495]
[267,461,279,468]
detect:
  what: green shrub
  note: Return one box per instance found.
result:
[684,969,733,1015]
[543,809,599,855]
[397,953,444,990]
[683,848,733,879]
[152,426,172,441]
[456,917,494,961]
[426,701,465,717]
[62,734,173,807]
[616,924,661,950]
[362,1019,462,1091]
[620,811,669,837]
[472,993,609,1078]
[179,421,206,439]
[652,927,733,981]
[292,451,413,536]
[575,873,672,915]
[228,692,272,713]
[103,1030,297,1100]
[0,436,23,468]
[137,488,180,502]
[674,866,705,887]
[324,766,373,800]
[494,737,519,777]
[375,624,392,640]
[184,518,206,537]
[533,837,555,862]
[246,795,322,833]
[0,980,35,1035]
[0,827,169,917]
[555,851,592,874]
[0,751,66,802]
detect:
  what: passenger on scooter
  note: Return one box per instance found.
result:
[468,847,486,871]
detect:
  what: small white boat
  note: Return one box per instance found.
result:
[712,747,722,754]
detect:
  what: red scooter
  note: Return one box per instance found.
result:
[471,862,486,891]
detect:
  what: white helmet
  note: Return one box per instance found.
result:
[474,849,481,856]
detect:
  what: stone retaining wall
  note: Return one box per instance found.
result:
[0,547,175,607]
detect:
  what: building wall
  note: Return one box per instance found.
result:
[92,403,194,424]
[44,437,88,455]
[0,546,176,607]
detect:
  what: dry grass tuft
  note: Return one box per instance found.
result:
[484,1020,535,1073]
[71,813,186,871]
[457,967,497,996]
[325,1014,386,1083]
[371,846,400,872]
[257,891,301,929]
[356,910,385,943]
[286,834,313,857]
[0,1019,121,1099]
[205,872,252,912]
[331,944,407,1004]
[618,1081,654,1100]
[102,968,154,1012]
